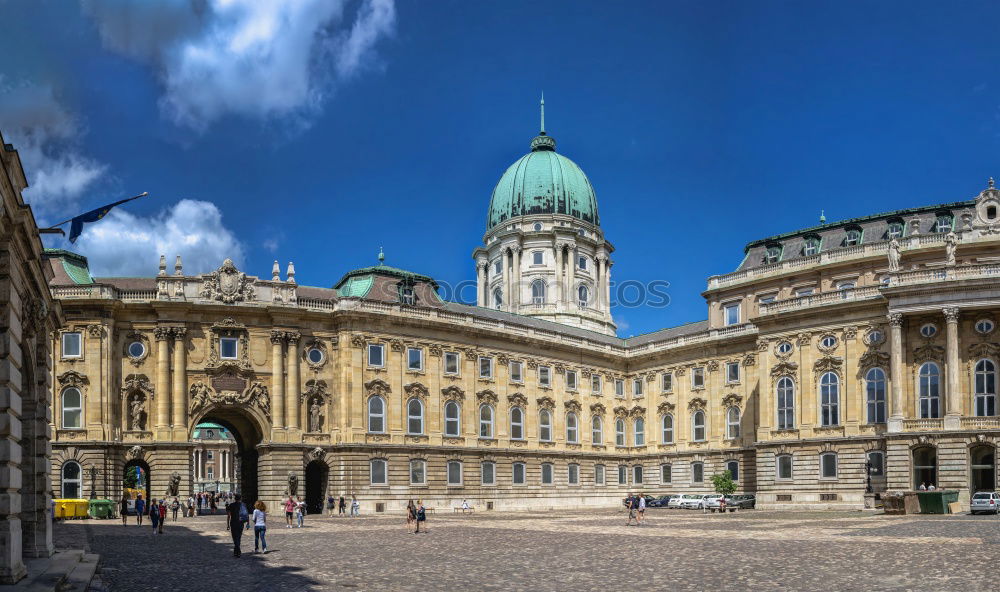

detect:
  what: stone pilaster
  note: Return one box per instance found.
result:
[285,332,300,431]
[154,327,172,434]
[512,247,521,310]
[171,327,187,437]
[501,248,510,312]
[477,262,487,307]
[887,313,904,433]
[567,243,577,307]
[270,331,285,432]
[943,307,961,429]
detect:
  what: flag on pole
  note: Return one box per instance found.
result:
[68,193,147,243]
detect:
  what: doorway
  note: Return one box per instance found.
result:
[194,408,264,504]
[912,446,937,489]
[123,459,151,502]
[970,445,996,493]
[305,460,328,515]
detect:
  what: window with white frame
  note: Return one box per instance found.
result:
[367,396,385,433]
[61,461,82,498]
[578,255,588,270]
[726,460,739,481]
[538,366,551,387]
[887,221,904,239]
[865,367,887,424]
[614,379,624,397]
[975,359,997,417]
[447,460,463,485]
[764,245,782,264]
[207,466,214,479]
[844,227,862,246]
[820,452,838,479]
[509,360,523,383]
[566,370,578,390]
[633,465,643,484]
[541,462,553,485]
[692,367,705,389]
[660,463,672,484]
[594,464,605,485]
[568,463,580,485]
[479,404,494,438]
[776,454,793,480]
[61,332,82,358]
[444,401,461,436]
[632,378,643,397]
[531,279,546,304]
[692,410,706,441]
[631,417,645,446]
[724,302,740,326]
[493,288,503,309]
[726,407,740,439]
[370,459,387,485]
[61,387,82,429]
[726,362,739,383]
[481,461,496,486]
[512,462,526,485]
[444,351,460,375]
[532,251,544,265]
[618,464,628,485]
[796,287,814,297]
[935,213,953,233]
[409,459,426,485]
[591,374,602,393]
[406,347,423,371]
[662,373,673,393]
[566,412,579,443]
[803,236,821,256]
[406,398,424,434]
[661,414,674,443]
[919,362,941,418]
[819,372,840,426]
[776,377,795,429]
[539,409,552,441]
[479,356,493,379]
[691,462,704,483]
[577,285,589,308]
[615,418,626,447]
[220,337,238,360]
[367,343,385,367]
[510,407,524,440]
[591,416,603,444]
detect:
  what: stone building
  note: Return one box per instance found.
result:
[191,422,238,493]
[0,133,63,583]
[47,121,1000,513]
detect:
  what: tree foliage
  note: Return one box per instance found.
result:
[711,470,737,496]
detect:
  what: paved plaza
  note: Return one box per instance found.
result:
[55,508,1000,591]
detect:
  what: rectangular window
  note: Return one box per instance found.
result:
[207,467,214,479]
[367,343,385,367]
[207,451,213,459]
[566,370,578,390]
[61,332,82,358]
[399,286,415,305]
[692,462,704,483]
[633,465,643,484]
[509,361,523,382]
[591,374,602,393]
[936,214,953,233]
[568,463,579,485]
[594,464,605,485]
[538,366,551,387]
[614,379,624,398]
[724,303,740,326]
[444,351,460,375]
[796,288,814,297]
[692,367,705,389]
[820,453,838,479]
[493,260,502,274]
[406,347,423,371]
[512,462,526,485]
[867,451,885,477]
[479,356,493,379]
[661,464,672,483]
[618,464,628,485]
[447,460,463,485]
[541,463,553,485]
[777,455,793,480]
[481,461,495,486]
[532,251,544,265]
[662,373,673,393]
[887,222,904,239]
[220,337,238,360]
[759,294,777,304]
[578,255,587,270]
[370,459,387,485]
[409,459,426,485]
[726,362,740,384]
[632,378,643,397]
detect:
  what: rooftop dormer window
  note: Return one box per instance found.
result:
[886,219,905,240]
[935,213,953,233]
[764,244,782,265]
[399,283,415,305]
[843,226,863,246]
[802,235,821,256]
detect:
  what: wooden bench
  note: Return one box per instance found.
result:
[454,506,475,513]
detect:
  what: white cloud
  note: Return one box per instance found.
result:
[72,198,245,277]
[0,80,108,221]
[82,0,396,130]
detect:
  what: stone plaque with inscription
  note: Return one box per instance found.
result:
[212,373,247,393]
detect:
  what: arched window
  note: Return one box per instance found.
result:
[692,410,706,441]
[479,404,494,438]
[493,288,503,309]
[975,359,997,417]
[776,377,795,429]
[633,418,645,446]
[367,396,385,433]
[578,285,589,308]
[406,398,424,435]
[865,368,887,424]
[918,362,941,418]
[61,387,82,429]
[726,407,740,439]
[661,414,674,443]
[819,372,839,426]
[539,409,552,442]
[444,401,461,437]
[615,418,625,446]
[591,416,603,444]
[566,412,579,443]
[510,406,524,440]
[531,279,546,304]
[61,461,82,498]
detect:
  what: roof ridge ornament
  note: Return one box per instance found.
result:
[378,246,385,265]
[989,176,995,189]
[540,91,545,134]
[530,93,556,152]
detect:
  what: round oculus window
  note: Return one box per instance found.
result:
[820,335,837,349]
[975,319,995,334]
[127,341,145,359]
[866,330,884,345]
[920,323,937,338]
[533,223,543,231]
[776,341,793,355]
[307,348,324,364]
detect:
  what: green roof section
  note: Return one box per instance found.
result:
[193,422,231,439]
[44,249,93,284]
[337,274,374,298]
[334,255,440,299]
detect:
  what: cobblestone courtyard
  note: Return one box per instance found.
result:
[55,509,1000,591]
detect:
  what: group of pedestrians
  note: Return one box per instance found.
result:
[624,493,646,526]
[405,499,428,533]
[326,494,361,516]
[225,494,269,557]
[118,494,176,534]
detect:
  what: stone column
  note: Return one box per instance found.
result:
[567,243,577,306]
[477,262,487,307]
[944,307,962,428]
[172,327,187,433]
[501,248,510,311]
[154,327,172,430]
[191,450,197,482]
[194,449,200,481]
[512,247,521,310]
[270,331,285,429]
[286,332,301,430]
[554,243,563,308]
[604,259,613,313]
[887,313,904,433]
[594,256,603,311]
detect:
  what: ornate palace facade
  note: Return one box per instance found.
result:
[47,123,1000,513]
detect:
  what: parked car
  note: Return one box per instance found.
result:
[970,491,999,514]
[705,495,735,512]
[648,495,678,508]
[730,494,756,509]
[678,494,713,509]
[667,495,691,509]
[621,495,657,508]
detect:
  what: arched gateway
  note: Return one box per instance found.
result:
[191,406,267,504]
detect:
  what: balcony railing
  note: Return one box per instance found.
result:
[758,286,882,315]
[902,418,944,431]
[960,416,1000,429]
[891,262,1000,287]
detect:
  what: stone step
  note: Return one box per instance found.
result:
[60,553,99,592]
[10,550,85,592]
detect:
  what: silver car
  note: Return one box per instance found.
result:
[970,491,999,514]
[679,494,716,510]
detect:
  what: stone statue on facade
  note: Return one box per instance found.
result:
[945,232,957,266]
[887,238,901,272]
[309,398,323,433]
[287,472,298,496]
[128,393,147,431]
[167,471,181,496]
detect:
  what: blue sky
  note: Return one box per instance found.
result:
[3,1,1000,336]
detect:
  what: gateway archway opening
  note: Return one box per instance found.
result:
[193,408,264,504]
[305,460,328,515]
[123,459,151,503]
[970,445,995,493]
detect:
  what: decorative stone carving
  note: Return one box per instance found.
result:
[565,400,582,413]
[913,343,945,363]
[308,399,323,433]
[303,339,328,370]
[944,232,958,266]
[58,370,89,388]
[507,393,527,408]
[123,331,151,366]
[706,361,719,372]
[968,342,1000,358]
[497,354,509,366]
[126,445,143,460]
[887,313,904,327]
[843,326,858,340]
[687,397,707,411]
[199,258,256,304]
[350,334,366,348]
[656,401,675,415]
[287,472,298,496]
[307,447,326,461]
[536,396,555,410]
[646,373,656,383]
[127,392,148,431]
[943,307,960,324]
[389,340,404,352]
[770,360,798,383]
[613,405,629,419]
[364,379,391,396]
[858,350,890,372]
[742,353,756,367]
[722,393,743,408]
[87,324,104,338]
[813,355,843,377]
[167,472,181,496]
[428,345,442,357]
[442,385,466,401]
[21,297,46,336]
[796,332,812,346]
[188,380,271,418]
[404,382,429,401]
[629,406,645,418]
[477,390,499,405]
[887,238,901,272]
[757,338,769,352]
[590,403,606,415]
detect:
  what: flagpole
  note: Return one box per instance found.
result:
[38,192,149,235]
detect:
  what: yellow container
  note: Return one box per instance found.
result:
[53,499,90,519]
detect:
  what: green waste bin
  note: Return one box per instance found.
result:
[917,490,959,514]
[88,499,115,519]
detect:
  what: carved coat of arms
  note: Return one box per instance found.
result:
[200,259,256,304]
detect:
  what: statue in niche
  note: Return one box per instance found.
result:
[309,397,323,433]
[128,393,147,431]
[944,232,957,266]
[287,472,298,496]
[887,238,901,272]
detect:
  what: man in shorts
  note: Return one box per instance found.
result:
[624,494,637,526]
[636,494,646,525]
[284,495,296,528]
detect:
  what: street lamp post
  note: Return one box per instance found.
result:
[88,465,99,500]
[865,460,873,494]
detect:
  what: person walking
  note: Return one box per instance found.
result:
[636,495,646,525]
[157,499,167,533]
[327,494,336,517]
[338,495,346,517]
[295,496,306,528]
[415,500,427,533]
[171,497,180,521]
[225,494,246,557]
[120,495,129,526]
[284,496,296,528]
[350,495,360,517]
[149,499,160,534]
[406,499,416,533]
[624,495,638,526]
[134,494,145,526]
[252,501,268,554]
[187,496,194,518]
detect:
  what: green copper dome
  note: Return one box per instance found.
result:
[486,131,600,230]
